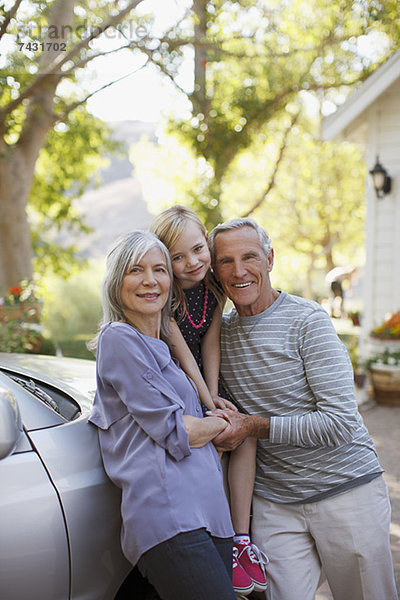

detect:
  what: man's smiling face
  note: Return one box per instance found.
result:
[213,226,274,316]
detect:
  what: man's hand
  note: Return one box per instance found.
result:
[206,409,270,452]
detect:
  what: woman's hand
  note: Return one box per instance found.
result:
[182,414,228,448]
[206,409,270,452]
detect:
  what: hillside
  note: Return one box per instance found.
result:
[73,120,157,259]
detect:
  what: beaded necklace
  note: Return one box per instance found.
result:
[182,285,209,329]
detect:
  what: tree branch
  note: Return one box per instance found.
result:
[54,59,149,121]
[0,0,145,120]
[241,110,301,218]
[0,0,23,40]
[48,0,145,72]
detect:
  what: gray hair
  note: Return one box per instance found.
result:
[88,231,173,352]
[209,217,272,262]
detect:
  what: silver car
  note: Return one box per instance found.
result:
[0,352,142,600]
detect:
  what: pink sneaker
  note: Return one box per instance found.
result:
[232,546,254,595]
[235,542,269,592]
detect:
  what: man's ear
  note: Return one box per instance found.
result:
[267,248,274,272]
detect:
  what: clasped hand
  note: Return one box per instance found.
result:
[206,408,251,452]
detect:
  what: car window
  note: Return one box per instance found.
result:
[0,369,81,421]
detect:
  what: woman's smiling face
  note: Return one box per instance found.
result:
[121,247,170,326]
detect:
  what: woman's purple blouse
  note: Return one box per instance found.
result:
[89,322,233,566]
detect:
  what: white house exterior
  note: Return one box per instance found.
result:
[322,50,400,346]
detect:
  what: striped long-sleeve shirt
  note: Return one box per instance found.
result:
[220,290,382,503]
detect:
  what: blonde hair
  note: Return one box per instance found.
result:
[150,205,224,317]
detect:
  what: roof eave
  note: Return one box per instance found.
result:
[322,50,400,141]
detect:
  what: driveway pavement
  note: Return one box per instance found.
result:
[316,402,400,599]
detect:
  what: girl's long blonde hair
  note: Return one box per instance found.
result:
[150,205,224,318]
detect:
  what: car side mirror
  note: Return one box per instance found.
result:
[0,387,23,459]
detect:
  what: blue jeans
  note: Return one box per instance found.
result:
[137,528,236,600]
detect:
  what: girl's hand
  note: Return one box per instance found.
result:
[213,396,227,409]
[222,398,239,412]
[212,396,239,411]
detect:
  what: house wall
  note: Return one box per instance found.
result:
[363,77,400,341]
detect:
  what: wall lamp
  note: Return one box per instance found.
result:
[369,156,392,199]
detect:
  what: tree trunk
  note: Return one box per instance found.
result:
[0,142,34,291]
[192,0,208,117]
[0,0,75,292]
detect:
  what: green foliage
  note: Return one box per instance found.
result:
[28,108,120,277]
[158,0,400,229]
[57,336,95,360]
[2,0,400,292]
[41,262,103,345]
[0,0,145,285]
[365,350,400,371]
[131,110,366,297]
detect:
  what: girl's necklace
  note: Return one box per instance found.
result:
[183,285,208,329]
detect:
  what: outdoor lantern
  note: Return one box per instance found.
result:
[369,156,392,199]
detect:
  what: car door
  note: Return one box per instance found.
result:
[28,416,131,600]
[0,430,70,600]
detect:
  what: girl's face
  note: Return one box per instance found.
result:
[168,221,211,289]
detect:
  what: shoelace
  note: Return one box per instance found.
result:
[239,543,270,569]
[232,546,240,568]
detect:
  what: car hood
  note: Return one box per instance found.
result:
[0,353,96,414]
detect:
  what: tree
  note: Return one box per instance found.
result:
[128,0,398,295]
[2,0,399,292]
[0,0,149,291]
[138,0,399,229]
[131,109,366,297]
[230,117,367,298]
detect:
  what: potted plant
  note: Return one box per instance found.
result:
[367,310,400,357]
[365,349,400,406]
[370,311,400,339]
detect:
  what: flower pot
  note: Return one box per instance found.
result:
[369,364,400,406]
[354,372,367,388]
[349,314,360,326]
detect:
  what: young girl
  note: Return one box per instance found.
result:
[150,206,268,597]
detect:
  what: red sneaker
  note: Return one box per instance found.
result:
[232,546,254,595]
[235,542,269,592]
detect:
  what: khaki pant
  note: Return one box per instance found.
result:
[252,476,398,600]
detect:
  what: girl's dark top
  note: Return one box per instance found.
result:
[175,281,218,370]
[175,277,232,404]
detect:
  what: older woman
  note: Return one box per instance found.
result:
[89,231,235,600]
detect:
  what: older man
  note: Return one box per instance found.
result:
[208,217,398,600]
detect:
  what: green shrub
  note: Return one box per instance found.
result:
[41,262,103,346]
[57,336,95,360]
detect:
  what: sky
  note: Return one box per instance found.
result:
[84,0,192,123]
[85,54,191,123]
